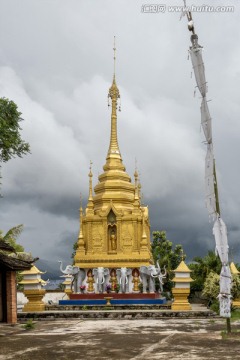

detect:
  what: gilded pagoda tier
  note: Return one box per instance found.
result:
[74,255,151,269]
[74,203,152,268]
[93,175,135,212]
[74,48,152,269]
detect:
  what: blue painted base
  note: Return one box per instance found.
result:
[59,298,167,306]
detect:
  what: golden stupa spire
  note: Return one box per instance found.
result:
[78,193,85,249]
[87,161,94,211]
[106,36,121,161]
[138,181,142,204]
[80,192,83,210]
[93,38,135,212]
[140,207,148,249]
[134,159,140,205]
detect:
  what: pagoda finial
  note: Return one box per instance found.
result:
[140,207,148,249]
[80,192,83,210]
[113,35,116,80]
[180,248,185,261]
[88,160,93,199]
[107,36,121,159]
[87,161,94,210]
[134,159,140,204]
[77,193,85,250]
[138,182,142,204]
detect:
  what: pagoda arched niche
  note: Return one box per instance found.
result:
[107,209,117,253]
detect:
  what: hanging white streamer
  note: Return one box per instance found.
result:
[205,145,216,217]
[188,31,231,318]
[201,98,212,144]
[189,46,207,97]
[213,217,229,264]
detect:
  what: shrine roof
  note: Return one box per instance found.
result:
[0,253,37,271]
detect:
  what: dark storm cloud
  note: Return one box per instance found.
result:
[0,0,240,269]
[55,230,79,260]
[1,191,82,220]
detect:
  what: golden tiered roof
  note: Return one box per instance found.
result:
[19,265,45,275]
[172,261,193,283]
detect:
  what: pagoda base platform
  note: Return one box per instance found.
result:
[59,293,166,306]
[69,293,159,300]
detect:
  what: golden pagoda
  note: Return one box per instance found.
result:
[74,40,152,269]
[171,260,193,311]
[19,265,46,312]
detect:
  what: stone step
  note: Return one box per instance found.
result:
[18,305,217,320]
[18,311,217,321]
[45,304,171,311]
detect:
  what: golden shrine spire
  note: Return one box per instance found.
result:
[113,35,116,79]
[106,36,121,162]
[134,159,140,206]
[93,38,135,212]
[77,193,85,250]
[86,161,94,212]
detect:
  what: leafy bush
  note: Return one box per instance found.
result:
[210,300,219,314]
[202,271,220,301]
[202,271,240,309]
[189,251,222,296]
[151,231,185,292]
[231,274,240,299]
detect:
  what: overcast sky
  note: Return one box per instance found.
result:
[0,0,240,271]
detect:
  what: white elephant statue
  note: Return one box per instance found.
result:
[93,267,110,293]
[116,267,132,293]
[59,261,78,275]
[156,264,167,292]
[58,261,86,293]
[139,262,163,293]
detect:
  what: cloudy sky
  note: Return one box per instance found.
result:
[0,0,240,272]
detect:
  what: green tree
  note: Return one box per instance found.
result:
[202,271,240,311]
[0,98,30,163]
[56,282,65,291]
[231,274,240,300]
[0,225,25,289]
[189,250,222,294]
[71,240,78,261]
[0,224,24,252]
[202,271,220,302]
[151,231,185,292]
[0,97,30,191]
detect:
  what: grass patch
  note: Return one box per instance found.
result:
[221,329,240,339]
[221,330,228,339]
[231,309,240,321]
[22,319,35,331]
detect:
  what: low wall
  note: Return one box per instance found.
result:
[18,308,217,320]
[17,291,67,305]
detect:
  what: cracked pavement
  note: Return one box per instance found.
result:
[1,318,240,359]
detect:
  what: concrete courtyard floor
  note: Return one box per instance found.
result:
[1,317,240,360]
